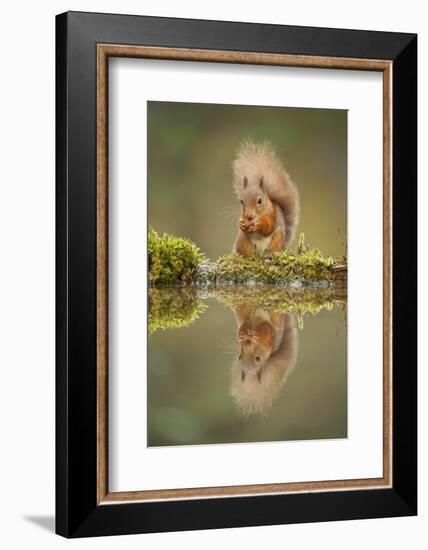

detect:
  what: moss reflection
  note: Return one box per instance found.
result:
[231,306,298,417]
[148,287,207,334]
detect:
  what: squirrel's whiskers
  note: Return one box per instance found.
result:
[218,339,238,355]
[219,205,240,219]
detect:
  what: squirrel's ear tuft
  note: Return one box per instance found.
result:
[259,176,265,192]
[243,176,248,189]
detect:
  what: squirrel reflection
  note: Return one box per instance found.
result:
[230,306,298,417]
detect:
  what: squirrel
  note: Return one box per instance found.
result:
[230,305,298,416]
[232,141,300,256]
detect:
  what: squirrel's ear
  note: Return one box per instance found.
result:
[259,176,265,192]
[241,370,246,383]
[243,176,248,189]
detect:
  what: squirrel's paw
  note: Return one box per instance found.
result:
[240,219,259,233]
[246,223,259,233]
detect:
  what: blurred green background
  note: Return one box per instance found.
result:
[148,101,347,258]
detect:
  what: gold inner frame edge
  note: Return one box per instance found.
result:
[96,44,393,505]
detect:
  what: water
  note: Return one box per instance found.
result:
[148,287,347,447]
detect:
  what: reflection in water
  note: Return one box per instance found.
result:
[148,286,347,447]
[232,306,298,417]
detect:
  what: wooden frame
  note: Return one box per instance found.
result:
[56,11,417,537]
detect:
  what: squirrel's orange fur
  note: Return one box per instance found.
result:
[230,306,298,416]
[232,141,300,256]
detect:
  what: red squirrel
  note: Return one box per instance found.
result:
[230,305,298,416]
[232,141,300,256]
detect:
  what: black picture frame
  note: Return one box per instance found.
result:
[56,10,417,538]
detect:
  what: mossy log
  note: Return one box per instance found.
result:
[149,228,347,288]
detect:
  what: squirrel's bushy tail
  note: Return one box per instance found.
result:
[232,140,300,245]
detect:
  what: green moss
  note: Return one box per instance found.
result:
[147,230,347,333]
[214,247,335,284]
[149,285,346,334]
[212,234,341,284]
[149,287,207,334]
[148,228,205,285]
[212,286,346,317]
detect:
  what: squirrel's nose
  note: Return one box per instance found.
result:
[246,213,255,221]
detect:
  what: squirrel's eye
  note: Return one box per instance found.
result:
[240,200,243,205]
[255,356,261,363]
[257,197,262,205]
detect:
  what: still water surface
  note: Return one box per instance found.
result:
[148,288,347,447]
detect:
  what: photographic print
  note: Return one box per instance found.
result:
[147,101,347,447]
[57,14,417,536]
